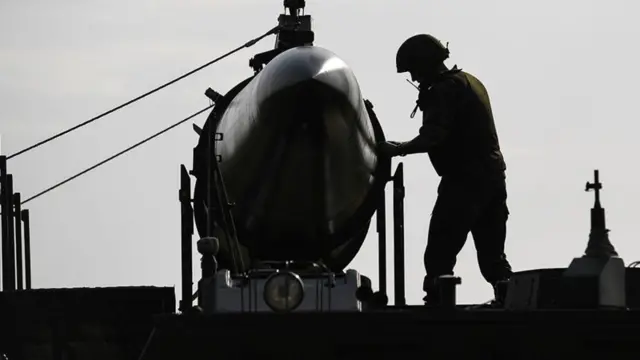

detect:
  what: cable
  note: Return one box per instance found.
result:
[20,104,214,205]
[136,327,157,360]
[629,261,640,268]
[6,26,280,161]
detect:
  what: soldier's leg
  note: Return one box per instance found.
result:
[470,179,513,289]
[423,180,479,302]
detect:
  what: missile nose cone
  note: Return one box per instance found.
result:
[195,46,384,267]
[254,46,376,156]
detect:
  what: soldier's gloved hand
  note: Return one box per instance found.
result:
[377,141,404,158]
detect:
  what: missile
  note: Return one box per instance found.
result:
[192,45,388,273]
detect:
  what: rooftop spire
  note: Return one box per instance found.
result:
[584,170,618,257]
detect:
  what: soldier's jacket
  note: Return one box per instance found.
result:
[417,66,507,178]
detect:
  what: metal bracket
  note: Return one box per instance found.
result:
[178,189,191,203]
[205,88,223,103]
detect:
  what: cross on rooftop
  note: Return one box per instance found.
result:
[585,169,602,209]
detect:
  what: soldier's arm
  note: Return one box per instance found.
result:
[398,78,460,155]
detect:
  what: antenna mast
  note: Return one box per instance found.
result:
[249,0,314,73]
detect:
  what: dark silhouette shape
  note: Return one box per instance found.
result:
[21,209,31,290]
[379,34,512,304]
[584,170,618,257]
[560,170,626,309]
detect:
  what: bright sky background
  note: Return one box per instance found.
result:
[1,0,638,305]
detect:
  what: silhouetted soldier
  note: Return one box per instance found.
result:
[379,34,512,305]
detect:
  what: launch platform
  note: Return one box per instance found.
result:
[2,283,640,359]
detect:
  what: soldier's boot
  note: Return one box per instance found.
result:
[491,279,510,307]
[422,276,440,306]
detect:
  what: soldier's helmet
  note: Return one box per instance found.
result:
[396,34,449,73]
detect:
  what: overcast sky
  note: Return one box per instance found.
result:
[1,0,638,305]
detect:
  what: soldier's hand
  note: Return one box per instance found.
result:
[377,141,403,158]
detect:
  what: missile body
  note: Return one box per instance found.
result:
[193,46,388,272]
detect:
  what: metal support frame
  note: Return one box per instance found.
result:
[13,193,23,290]
[376,184,387,298]
[210,130,243,275]
[0,155,7,292]
[179,165,194,313]
[1,171,16,292]
[374,162,406,307]
[393,163,406,306]
[6,175,15,291]
[22,209,31,289]
[1,156,32,292]
[186,149,406,309]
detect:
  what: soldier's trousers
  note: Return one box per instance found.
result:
[422,174,513,296]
